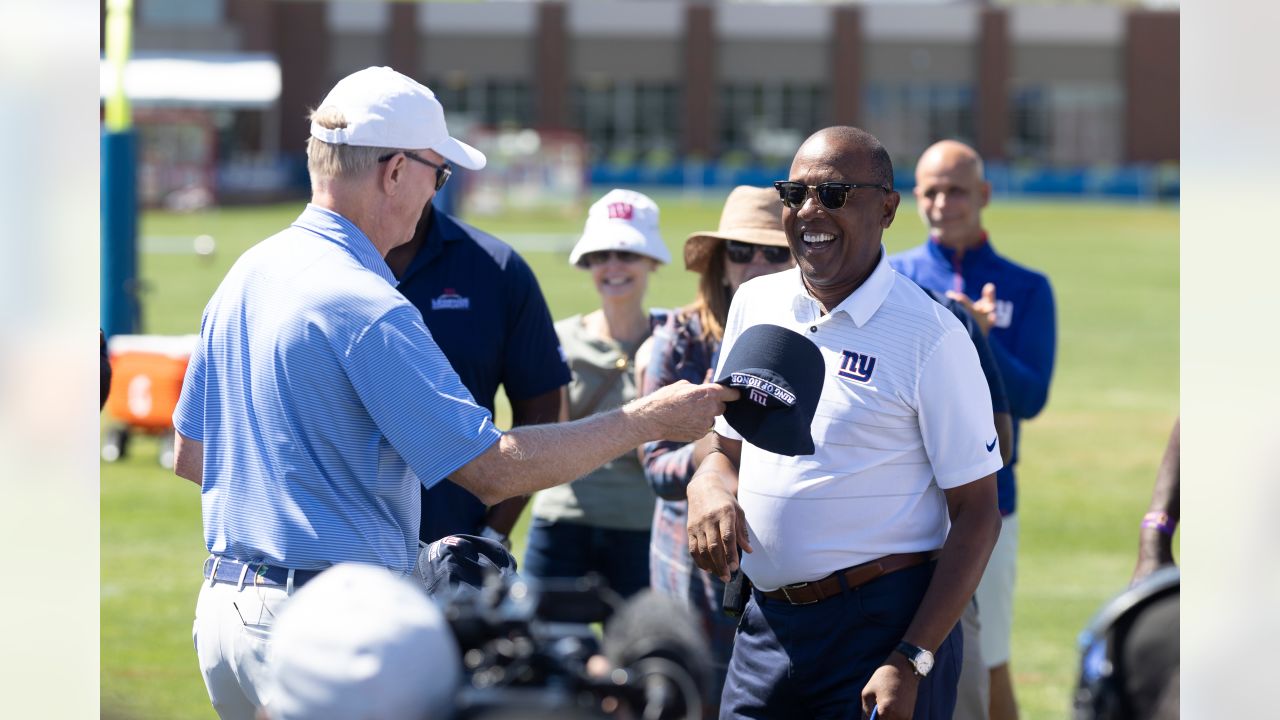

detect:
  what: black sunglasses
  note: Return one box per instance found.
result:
[725,240,791,265]
[580,250,645,267]
[379,151,452,192]
[773,181,892,210]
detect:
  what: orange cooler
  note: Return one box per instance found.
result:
[104,334,199,431]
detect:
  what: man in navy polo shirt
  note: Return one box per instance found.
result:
[385,200,569,547]
[890,139,1057,720]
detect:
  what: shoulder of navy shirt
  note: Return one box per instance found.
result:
[396,209,570,413]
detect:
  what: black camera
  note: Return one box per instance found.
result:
[442,572,711,720]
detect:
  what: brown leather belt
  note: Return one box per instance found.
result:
[760,551,939,606]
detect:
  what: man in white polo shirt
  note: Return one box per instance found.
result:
[686,126,1003,720]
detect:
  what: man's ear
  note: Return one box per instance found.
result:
[979,180,992,210]
[379,153,406,195]
[881,191,901,229]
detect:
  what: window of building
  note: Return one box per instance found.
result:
[428,78,532,129]
[572,81,679,164]
[140,0,224,27]
[718,83,825,163]
[862,83,975,167]
[1010,83,1122,165]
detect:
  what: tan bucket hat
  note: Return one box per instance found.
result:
[684,185,789,274]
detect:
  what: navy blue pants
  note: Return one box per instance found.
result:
[721,561,963,720]
[522,518,651,599]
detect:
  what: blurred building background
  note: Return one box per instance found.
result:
[101,0,1178,207]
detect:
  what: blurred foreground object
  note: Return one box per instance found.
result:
[101,334,197,468]
[1074,566,1179,720]
[266,563,459,720]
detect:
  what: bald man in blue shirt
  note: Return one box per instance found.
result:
[172,67,733,720]
[890,139,1057,720]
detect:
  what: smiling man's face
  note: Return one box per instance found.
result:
[783,133,900,307]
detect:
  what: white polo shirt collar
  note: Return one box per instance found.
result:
[789,245,895,329]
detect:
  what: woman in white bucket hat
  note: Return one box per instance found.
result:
[524,189,670,599]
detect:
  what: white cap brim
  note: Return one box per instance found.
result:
[433,136,486,170]
[568,223,671,266]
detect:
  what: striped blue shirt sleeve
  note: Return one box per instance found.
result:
[173,321,207,442]
[346,303,503,487]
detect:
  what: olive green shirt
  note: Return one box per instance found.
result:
[531,313,656,531]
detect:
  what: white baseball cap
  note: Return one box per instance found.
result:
[266,563,460,720]
[309,66,486,170]
[568,188,672,267]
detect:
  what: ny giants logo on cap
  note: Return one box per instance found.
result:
[607,202,635,220]
[837,350,877,384]
[730,372,797,407]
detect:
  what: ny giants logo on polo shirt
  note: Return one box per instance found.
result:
[431,288,470,311]
[607,202,634,220]
[837,350,877,384]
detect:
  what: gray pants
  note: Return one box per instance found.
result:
[954,596,990,720]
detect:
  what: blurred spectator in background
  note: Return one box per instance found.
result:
[891,139,1058,720]
[524,189,671,599]
[263,563,459,720]
[385,185,570,550]
[637,185,794,713]
[1131,418,1179,586]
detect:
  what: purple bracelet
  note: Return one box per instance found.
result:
[1141,511,1177,536]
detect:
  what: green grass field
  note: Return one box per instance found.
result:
[101,191,1178,719]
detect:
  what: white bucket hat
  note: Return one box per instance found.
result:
[309,66,486,170]
[266,563,460,720]
[568,189,672,267]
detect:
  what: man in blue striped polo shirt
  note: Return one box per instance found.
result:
[171,66,735,720]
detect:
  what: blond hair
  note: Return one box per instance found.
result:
[689,244,732,345]
[305,105,399,183]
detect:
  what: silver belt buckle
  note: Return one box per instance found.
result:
[781,581,818,606]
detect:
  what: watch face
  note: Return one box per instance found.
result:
[915,650,935,676]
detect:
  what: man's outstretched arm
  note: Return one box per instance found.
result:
[482,386,564,536]
[452,381,737,507]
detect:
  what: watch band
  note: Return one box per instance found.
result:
[895,641,927,676]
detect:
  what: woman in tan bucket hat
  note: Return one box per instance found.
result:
[636,185,794,713]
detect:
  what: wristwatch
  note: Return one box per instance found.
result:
[894,641,935,677]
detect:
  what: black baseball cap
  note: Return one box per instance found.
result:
[716,323,825,456]
[414,534,518,603]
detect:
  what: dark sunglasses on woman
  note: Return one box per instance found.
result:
[725,240,792,265]
[773,180,892,211]
[580,250,645,267]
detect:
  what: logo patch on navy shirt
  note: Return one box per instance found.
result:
[431,288,470,311]
[837,350,877,384]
